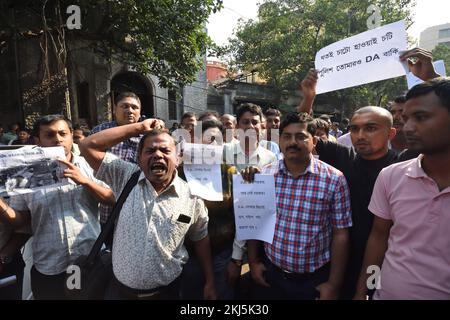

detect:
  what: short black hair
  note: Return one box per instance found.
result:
[406,78,450,113]
[137,129,174,159]
[393,95,407,104]
[32,114,72,137]
[264,108,281,117]
[115,92,141,107]
[198,111,220,122]
[73,123,91,137]
[181,111,197,121]
[314,118,330,136]
[236,103,263,123]
[279,112,317,136]
[201,119,224,133]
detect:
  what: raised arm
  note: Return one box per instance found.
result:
[79,118,164,171]
[400,47,440,81]
[297,68,318,114]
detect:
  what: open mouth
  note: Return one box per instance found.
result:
[150,162,167,174]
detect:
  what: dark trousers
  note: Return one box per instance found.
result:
[104,273,181,300]
[0,252,24,300]
[30,266,67,300]
[180,246,234,300]
[251,257,330,300]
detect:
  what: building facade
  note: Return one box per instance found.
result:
[419,23,450,51]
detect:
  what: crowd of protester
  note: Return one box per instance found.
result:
[0,48,449,300]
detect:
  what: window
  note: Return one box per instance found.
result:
[438,28,450,39]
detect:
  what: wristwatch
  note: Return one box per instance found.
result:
[230,258,242,267]
[0,255,13,265]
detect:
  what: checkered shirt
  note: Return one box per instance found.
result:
[91,121,141,223]
[262,157,352,273]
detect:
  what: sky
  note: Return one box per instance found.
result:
[207,0,450,47]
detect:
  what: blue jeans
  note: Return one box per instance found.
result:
[180,246,234,300]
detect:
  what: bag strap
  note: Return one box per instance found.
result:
[85,170,141,265]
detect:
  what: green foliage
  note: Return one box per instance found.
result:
[220,0,415,114]
[1,0,223,88]
[432,43,450,74]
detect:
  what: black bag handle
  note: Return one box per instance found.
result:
[85,170,141,266]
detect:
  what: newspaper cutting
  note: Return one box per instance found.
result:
[0,146,68,196]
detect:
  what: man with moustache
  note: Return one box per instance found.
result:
[354,77,450,300]
[297,47,439,298]
[244,112,352,300]
[80,119,217,300]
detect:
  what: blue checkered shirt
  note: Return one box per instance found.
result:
[91,121,141,223]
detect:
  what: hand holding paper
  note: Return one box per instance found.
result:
[400,47,441,81]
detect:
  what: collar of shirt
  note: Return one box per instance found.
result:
[234,141,263,162]
[138,170,182,198]
[276,154,318,177]
[405,154,427,179]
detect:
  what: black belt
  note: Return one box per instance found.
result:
[112,273,178,299]
[270,261,330,281]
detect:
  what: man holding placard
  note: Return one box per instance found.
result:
[178,119,239,300]
[245,113,352,300]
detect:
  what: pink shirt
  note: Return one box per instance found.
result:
[369,155,450,300]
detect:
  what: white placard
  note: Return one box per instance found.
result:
[232,174,276,243]
[183,163,223,201]
[406,60,446,89]
[315,20,408,94]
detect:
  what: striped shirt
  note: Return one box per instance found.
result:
[263,157,352,273]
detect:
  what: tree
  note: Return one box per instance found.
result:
[432,43,450,73]
[220,0,414,115]
[0,0,223,89]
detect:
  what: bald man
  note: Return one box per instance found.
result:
[221,114,238,143]
[297,48,439,299]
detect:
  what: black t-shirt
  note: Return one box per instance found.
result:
[315,140,418,292]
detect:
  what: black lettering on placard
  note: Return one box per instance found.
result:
[366,54,380,63]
